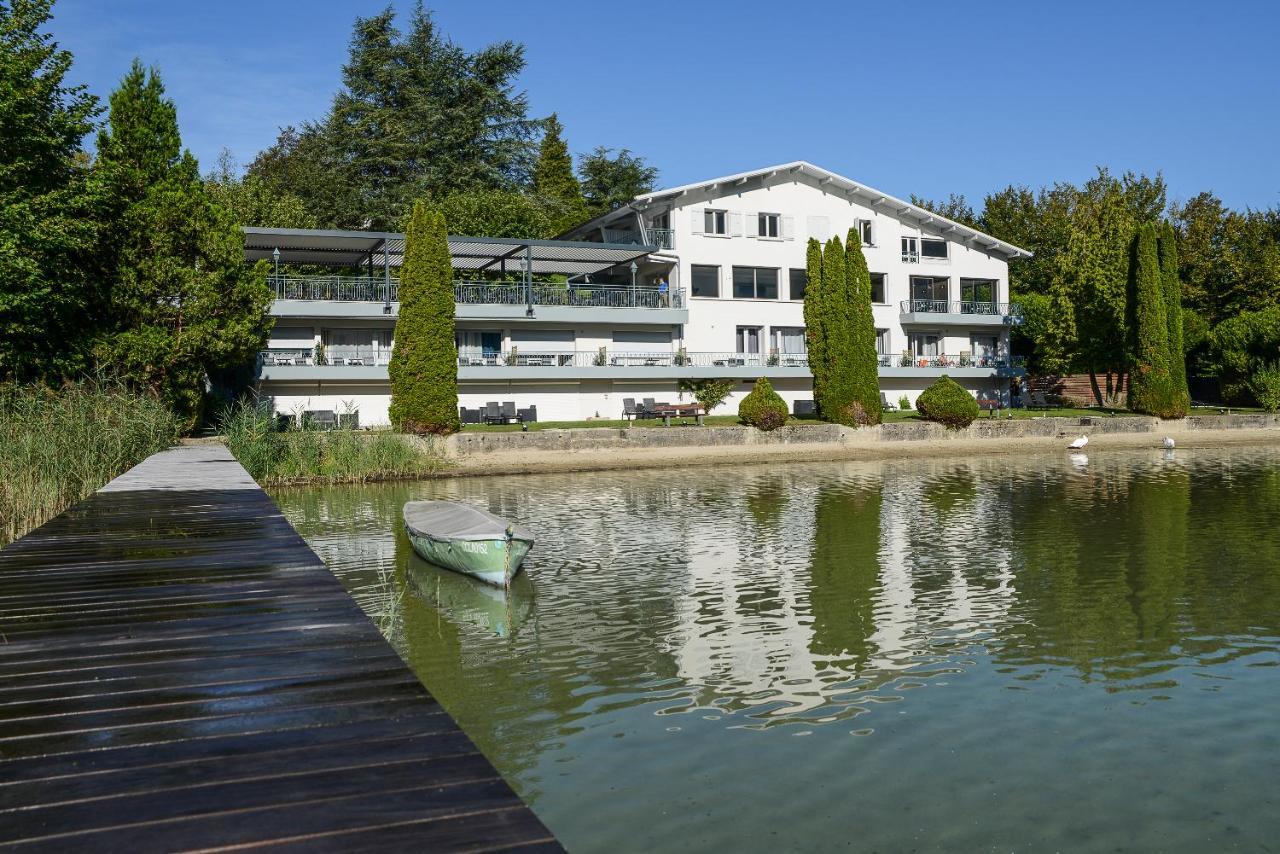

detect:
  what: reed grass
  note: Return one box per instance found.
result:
[219,401,442,486]
[0,382,180,546]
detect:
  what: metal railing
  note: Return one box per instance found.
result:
[269,275,682,309]
[887,353,1025,369]
[261,347,1025,371]
[902,251,919,264]
[900,299,1019,316]
[601,227,675,250]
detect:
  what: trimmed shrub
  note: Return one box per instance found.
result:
[1249,362,1280,412]
[898,394,911,411]
[916,376,980,429]
[1158,221,1190,416]
[388,202,460,434]
[738,377,789,431]
[1127,222,1180,417]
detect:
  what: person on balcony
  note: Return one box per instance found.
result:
[657,277,670,307]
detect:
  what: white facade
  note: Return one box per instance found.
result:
[254,162,1029,426]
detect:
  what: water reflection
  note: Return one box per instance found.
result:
[274,447,1280,852]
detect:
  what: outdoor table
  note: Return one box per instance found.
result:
[648,403,704,426]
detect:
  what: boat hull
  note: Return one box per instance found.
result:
[405,528,531,587]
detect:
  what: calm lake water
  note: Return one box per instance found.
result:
[272,447,1280,853]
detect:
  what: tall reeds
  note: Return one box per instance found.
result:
[219,401,441,486]
[0,382,180,546]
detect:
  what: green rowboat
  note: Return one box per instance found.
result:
[402,500,534,587]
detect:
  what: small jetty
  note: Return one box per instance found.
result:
[0,444,559,851]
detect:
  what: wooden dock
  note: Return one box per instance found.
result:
[0,445,560,851]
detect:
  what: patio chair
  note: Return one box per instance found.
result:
[1028,390,1052,411]
[793,399,817,417]
[641,397,656,418]
[517,405,537,424]
[338,412,359,430]
[500,401,517,423]
[484,402,501,424]
[621,398,639,421]
[880,391,895,411]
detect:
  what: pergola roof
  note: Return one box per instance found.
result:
[243,227,655,276]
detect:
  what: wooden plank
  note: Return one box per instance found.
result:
[0,444,559,851]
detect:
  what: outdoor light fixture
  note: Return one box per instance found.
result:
[630,261,638,306]
[272,247,280,278]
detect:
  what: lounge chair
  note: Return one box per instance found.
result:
[793,399,817,417]
[880,391,895,411]
[500,401,517,423]
[517,405,537,423]
[621,398,639,421]
[484,402,502,424]
[641,397,656,419]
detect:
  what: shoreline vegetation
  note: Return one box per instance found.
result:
[218,402,442,487]
[0,383,179,546]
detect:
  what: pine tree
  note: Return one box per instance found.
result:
[92,61,272,429]
[843,227,883,425]
[802,238,827,408]
[389,203,459,434]
[533,114,586,232]
[0,0,100,381]
[1127,222,1177,416]
[1158,220,1190,417]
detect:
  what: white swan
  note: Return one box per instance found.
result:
[1163,436,1176,449]
[1068,435,1089,450]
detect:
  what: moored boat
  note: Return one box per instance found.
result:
[402,500,534,586]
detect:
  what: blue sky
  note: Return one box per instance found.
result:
[49,0,1280,211]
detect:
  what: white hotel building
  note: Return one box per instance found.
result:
[248,162,1030,426]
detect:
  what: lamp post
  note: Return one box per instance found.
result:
[272,247,280,280]
[630,261,638,307]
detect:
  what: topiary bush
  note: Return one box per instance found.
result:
[916,376,980,429]
[738,377,789,431]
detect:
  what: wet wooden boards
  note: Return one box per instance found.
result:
[0,444,560,852]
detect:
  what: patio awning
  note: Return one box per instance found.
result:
[243,227,656,276]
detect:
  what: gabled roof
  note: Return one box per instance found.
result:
[629,160,1032,260]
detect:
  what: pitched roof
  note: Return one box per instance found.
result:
[633,160,1032,259]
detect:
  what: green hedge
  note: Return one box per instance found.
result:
[738,377,788,431]
[916,376,980,429]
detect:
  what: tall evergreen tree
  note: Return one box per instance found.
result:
[1158,220,1189,416]
[389,203,459,434]
[92,61,272,429]
[1127,222,1177,416]
[813,237,850,419]
[843,227,882,425]
[802,238,827,408]
[577,146,658,215]
[533,113,586,232]
[0,0,100,381]
[249,4,539,229]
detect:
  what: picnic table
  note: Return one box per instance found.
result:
[648,402,705,426]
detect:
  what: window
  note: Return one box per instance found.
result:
[771,326,807,354]
[970,334,999,364]
[960,278,996,309]
[757,213,780,238]
[456,330,502,362]
[869,272,886,303]
[732,266,779,300]
[704,209,727,235]
[901,236,919,262]
[921,238,948,260]
[909,333,941,358]
[911,276,949,307]
[691,265,719,298]
[737,326,763,354]
[875,328,891,355]
[859,219,875,246]
[789,268,807,301]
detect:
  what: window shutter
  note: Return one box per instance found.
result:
[744,212,757,238]
[730,212,743,237]
[806,215,829,241]
[781,216,794,240]
[690,208,704,235]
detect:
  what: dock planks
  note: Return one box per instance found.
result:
[0,444,560,851]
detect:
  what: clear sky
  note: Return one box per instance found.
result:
[49,0,1280,211]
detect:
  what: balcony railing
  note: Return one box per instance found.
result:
[884,353,1025,369]
[260,348,1025,371]
[269,275,683,310]
[902,251,919,264]
[900,299,1019,316]
[601,227,675,251]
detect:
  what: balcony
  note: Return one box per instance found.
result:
[601,227,675,251]
[267,275,687,321]
[899,299,1019,327]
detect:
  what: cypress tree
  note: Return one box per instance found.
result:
[802,238,827,408]
[1127,222,1176,416]
[389,202,459,434]
[817,237,848,419]
[843,227,883,425]
[1158,220,1190,416]
[533,113,586,232]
